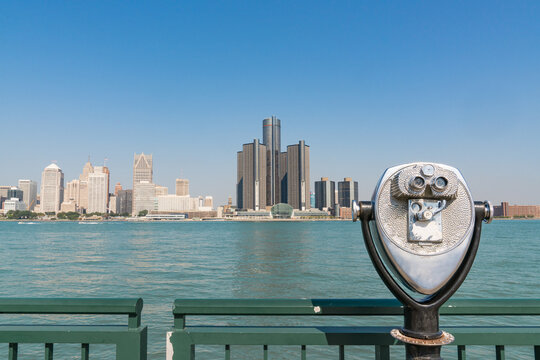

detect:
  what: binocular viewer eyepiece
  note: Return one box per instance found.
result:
[353,162,492,359]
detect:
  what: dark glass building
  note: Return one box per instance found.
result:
[315,177,335,210]
[338,177,358,208]
[287,140,310,210]
[117,189,133,215]
[262,116,281,206]
[237,139,267,210]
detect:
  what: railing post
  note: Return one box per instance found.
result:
[45,343,53,360]
[496,345,505,360]
[81,343,89,360]
[116,327,147,360]
[9,343,18,360]
[457,345,466,360]
[375,345,390,360]
[171,332,195,360]
[129,313,141,329]
[174,314,186,329]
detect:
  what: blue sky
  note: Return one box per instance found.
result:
[1,1,539,205]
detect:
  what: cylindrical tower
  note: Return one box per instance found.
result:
[263,116,281,206]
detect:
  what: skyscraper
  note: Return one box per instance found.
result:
[18,179,38,210]
[0,186,10,209]
[40,163,64,213]
[315,177,335,210]
[262,116,281,206]
[133,181,156,215]
[64,179,81,207]
[88,172,108,213]
[78,160,94,212]
[133,153,153,184]
[338,177,359,208]
[175,178,189,196]
[287,140,310,210]
[133,153,153,215]
[7,187,23,202]
[155,185,168,196]
[80,161,94,182]
[279,151,288,203]
[114,183,123,196]
[236,139,267,210]
[117,189,133,215]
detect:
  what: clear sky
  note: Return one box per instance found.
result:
[1,1,539,206]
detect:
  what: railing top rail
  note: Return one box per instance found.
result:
[0,298,143,316]
[173,298,540,316]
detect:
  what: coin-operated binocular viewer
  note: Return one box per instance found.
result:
[353,163,493,360]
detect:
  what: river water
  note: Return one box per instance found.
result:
[0,220,538,359]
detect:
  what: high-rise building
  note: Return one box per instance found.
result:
[0,186,10,209]
[133,181,156,215]
[155,185,168,196]
[96,166,110,206]
[133,153,153,215]
[64,179,81,206]
[236,139,267,210]
[338,177,359,208]
[286,140,310,210]
[40,163,64,213]
[279,151,288,203]
[109,195,117,214]
[7,187,23,202]
[77,160,94,212]
[262,116,281,206]
[114,183,123,196]
[79,161,94,182]
[315,177,335,210]
[203,196,213,209]
[117,189,133,215]
[175,178,189,196]
[133,153,153,184]
[236,152,243,208]
[18,179,38,210]
[88,171,108,213]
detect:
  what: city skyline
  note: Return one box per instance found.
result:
[1,2,539,205]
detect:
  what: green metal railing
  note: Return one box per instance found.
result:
[170,298,540,359]
[0,298,147,360]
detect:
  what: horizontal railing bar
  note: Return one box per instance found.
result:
[173,299,540,316]
[174,325,540,346]
[0,298,143,316]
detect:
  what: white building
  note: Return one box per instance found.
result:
[155,185,168,196]
[109,195,117,214]
[203,196,213,209]
[133,181,156,215]
[64,179,81,206]
[157,195,199,212]
[40,163,64,213]
[133,153,153,215]
[175,178,189,196]
[88,172,108,214]
[3,198,26,213]
[18,179,37,211]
